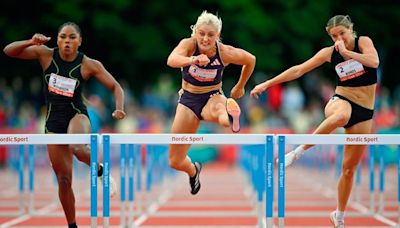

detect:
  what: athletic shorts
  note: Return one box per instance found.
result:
[45,102,89,133]
[333,94,374,128]
[178,89,223,120]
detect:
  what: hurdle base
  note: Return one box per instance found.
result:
[256,201,263,227]
[278,218,284,228]
[266,217,273,228]
[120,201,126,228]
[90,217,97,228]
[103,217,110,228]
[369,192,375,213]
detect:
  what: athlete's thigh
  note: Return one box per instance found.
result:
[171,104,200,133]
[345,119,373,134]
[47,144,73,176]
[67,114,91,134]
[201,94,226,121]
[342,120,373,166]
[324,97,352,118]
[170,104,200,156]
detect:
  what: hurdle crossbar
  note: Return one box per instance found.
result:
[280,134,399,145]
[0,134,93,145]
[104,133,268,145]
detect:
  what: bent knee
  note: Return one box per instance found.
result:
[69,145,89,160]
[57,176,72,190]
[68,114,91,133]
[332,113,350,127]
[341,166,356,179]
[69,144,80,153]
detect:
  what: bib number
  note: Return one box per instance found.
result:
[188,65,218,82]
[335,59,365,81]
[48,73,77,97]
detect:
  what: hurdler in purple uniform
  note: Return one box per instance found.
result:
[167,10,256,195]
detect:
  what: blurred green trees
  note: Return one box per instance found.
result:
[1,0,399,96]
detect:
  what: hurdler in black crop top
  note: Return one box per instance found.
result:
[43,47,86,105]
[330,37,377,87]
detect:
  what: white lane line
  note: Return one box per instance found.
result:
[0,202,58,228]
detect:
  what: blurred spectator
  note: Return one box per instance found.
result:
[282,81,305,116]
[374,89,398,129]
[267,83,283,112]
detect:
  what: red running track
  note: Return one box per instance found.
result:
[0,162,398,227]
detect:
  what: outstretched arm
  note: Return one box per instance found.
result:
[84,57,125,120]
[3,33,51,59]
[222,45,256,99]
[250,47,332,98]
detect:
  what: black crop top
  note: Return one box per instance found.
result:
[330,37,377,87]
[43,48,86,105]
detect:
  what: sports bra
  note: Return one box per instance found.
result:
[181,42,225,86]
[331,37,377,87]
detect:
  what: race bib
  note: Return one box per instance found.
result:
[48,73,77,97]
[335,59,365,81]
[188,65,218,82]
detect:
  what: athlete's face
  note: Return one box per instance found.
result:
[57,26,82,56]
[328,25,354,49]
[195,24,220,52]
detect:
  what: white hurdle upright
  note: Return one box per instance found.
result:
[103,133,275,228]
[276,134,400,228]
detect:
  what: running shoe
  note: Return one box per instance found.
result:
[189,162,202,195]
[329,211,345,228]
[226,98,241,133]
[98,164,118,198]
[275,150,302,168]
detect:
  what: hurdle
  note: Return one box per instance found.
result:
[276,134,400,228]
[0,134,98,227]
[102,133,274,228]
